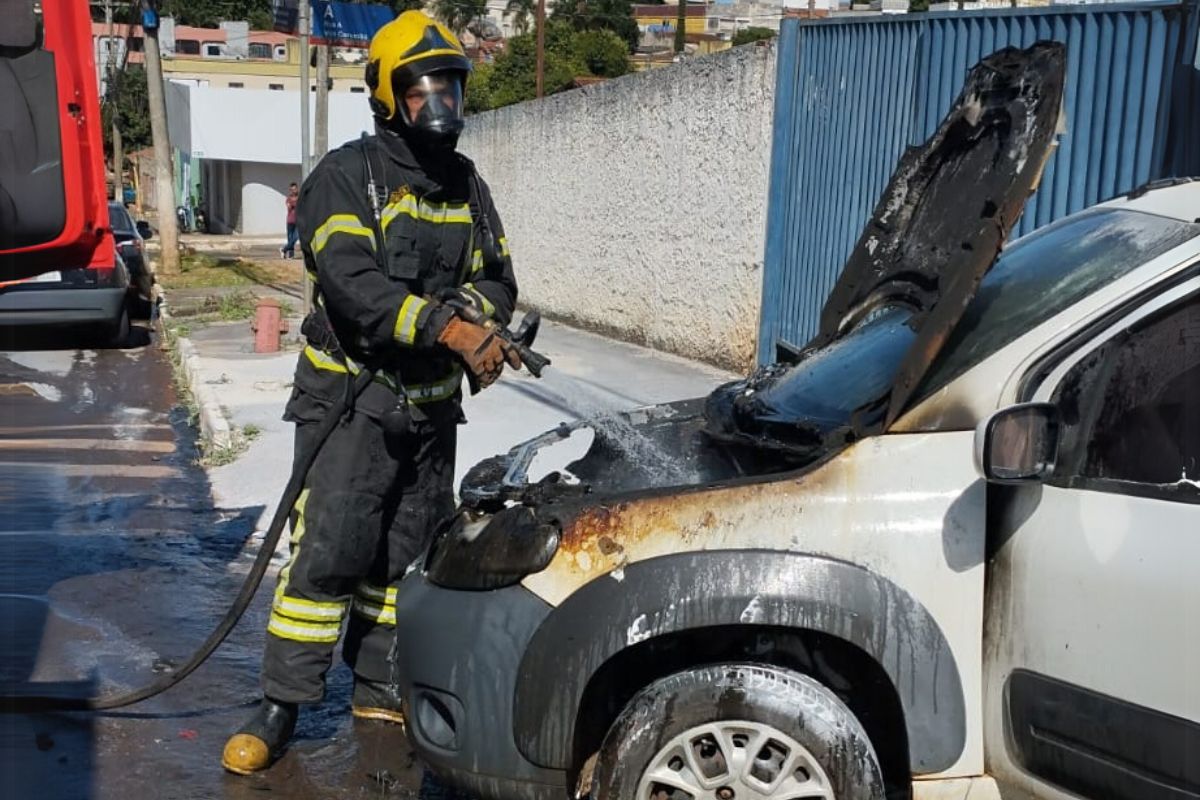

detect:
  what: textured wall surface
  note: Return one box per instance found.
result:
[459,44,777,372]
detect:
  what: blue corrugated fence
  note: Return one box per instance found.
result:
[759,1,1200,361]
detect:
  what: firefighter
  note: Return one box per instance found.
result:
[222,11,519,774]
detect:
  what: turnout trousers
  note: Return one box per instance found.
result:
[262,389,456,704]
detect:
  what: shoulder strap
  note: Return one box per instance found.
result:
[357,134,389,274]
[458,153,498,266]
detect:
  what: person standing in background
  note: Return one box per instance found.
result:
[281,182,299,259]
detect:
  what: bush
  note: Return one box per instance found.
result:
[732,26,777,46]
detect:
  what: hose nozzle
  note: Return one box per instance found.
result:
[443,296,552,377]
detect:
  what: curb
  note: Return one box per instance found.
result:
[159,297,235,450]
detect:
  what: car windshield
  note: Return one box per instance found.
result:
[914,208,1200,400]
[703,304,917,458]
[752,306,916,430]
[108,203,134,233]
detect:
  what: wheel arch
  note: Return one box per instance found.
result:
[513,551,965,777]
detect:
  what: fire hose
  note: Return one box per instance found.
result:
[0,310,549,713]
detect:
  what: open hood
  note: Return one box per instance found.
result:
[459,42,1068,508]
[705,41,1066,460]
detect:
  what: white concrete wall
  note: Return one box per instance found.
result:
[240,162,300,236]
[166,82,376,164]
[459,43,776,371]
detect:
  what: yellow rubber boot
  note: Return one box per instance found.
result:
[351,679,405,725]
[222,698,298,775]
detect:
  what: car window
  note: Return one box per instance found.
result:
[1051,293,1200,502]
[915,209,1200,400]
[108,204,134,233]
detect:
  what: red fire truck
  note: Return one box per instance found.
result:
[0,0,133,341]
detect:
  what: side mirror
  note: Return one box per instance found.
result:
[975,402,1061,484]
[136,220,153,240]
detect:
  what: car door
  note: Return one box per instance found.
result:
[984,274,1200,799]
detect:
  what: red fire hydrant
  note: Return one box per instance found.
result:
[251,297,290,353]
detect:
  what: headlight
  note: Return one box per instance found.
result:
[425,506,560,590]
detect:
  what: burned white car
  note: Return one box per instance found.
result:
[391,42,1200,800]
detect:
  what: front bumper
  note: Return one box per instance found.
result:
[393,571,567,800]
[0,286,125,328]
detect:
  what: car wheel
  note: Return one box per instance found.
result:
[128,292,154,320]
[106,306,131,348]
[590,664,885,800]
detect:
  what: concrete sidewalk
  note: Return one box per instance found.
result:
[178,232,282,252]
[176,314,738,543]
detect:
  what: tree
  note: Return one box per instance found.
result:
[158,0,273,28]
[465,61,495,113]
[384,0,428,12]
[731,26,776,46]
[103,64,153,155]
[432,0,487,34]
[551,0,639,51]
[571,29,630,78]
[504,0,535,35]
[466,20,629,111]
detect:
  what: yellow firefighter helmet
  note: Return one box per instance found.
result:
[365,11,471,131]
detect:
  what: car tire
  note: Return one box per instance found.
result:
[129,293,154,321]
[105,306,131,349]
[590,663,885,800]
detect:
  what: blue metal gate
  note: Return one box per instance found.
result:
[759,1,1200,360]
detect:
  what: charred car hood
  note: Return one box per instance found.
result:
[706,42,1066,461]
[460,43,1066,508]
[460,399,796,511]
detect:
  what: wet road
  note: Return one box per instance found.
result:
[0,328,451,799]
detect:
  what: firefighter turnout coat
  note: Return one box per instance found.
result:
[293,126,518,419]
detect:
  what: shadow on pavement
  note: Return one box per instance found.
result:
[0,321,153,352]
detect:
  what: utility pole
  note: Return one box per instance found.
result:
[299,0,312,314]
[674,0,686,54]
[141,0,179,273]
[315,44,329,160]
[535,0,545,97]
[300,0,312,178]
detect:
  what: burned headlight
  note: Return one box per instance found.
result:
[425,506,560,590]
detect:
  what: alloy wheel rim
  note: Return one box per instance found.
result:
[636,720,836,800]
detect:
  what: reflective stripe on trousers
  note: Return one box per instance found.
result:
[268,488,349,644]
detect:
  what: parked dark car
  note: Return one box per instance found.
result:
[108,201,155,317]
[0,244,135,347]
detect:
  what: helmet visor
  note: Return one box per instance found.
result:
[397,73,464,135]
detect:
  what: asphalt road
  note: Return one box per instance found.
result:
[0,325,458,799]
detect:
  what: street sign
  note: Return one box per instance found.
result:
[311,2,394,48]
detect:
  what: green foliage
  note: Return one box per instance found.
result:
[551,0,639,50]
[465,61,496,113]
[466,19,630,111]
[159,0,273,28]
[432,0,487,33]
[385,0,428,12]
[731,26,776,46]
[908,0,930,10]
[103,64,152,156]
[571,29,631,78]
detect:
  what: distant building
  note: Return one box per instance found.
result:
[166,83,375,235]
[709,0,790,33]
[635,2,711,39]
[92,19,368,94]
[99,17,376,231]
